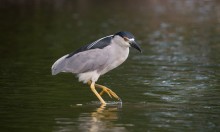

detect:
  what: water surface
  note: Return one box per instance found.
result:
[0,0,220,131]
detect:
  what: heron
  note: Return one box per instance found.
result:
[51,31,141,105]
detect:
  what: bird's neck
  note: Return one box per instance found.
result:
[111,41,130,60]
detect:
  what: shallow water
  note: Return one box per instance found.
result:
[0,0,220,131]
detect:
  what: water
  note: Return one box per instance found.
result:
[0,0,220,131]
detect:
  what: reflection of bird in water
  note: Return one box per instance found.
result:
[53,103,127,132]
[51,31,141,104]
[91,104,119,120]
[78,104,127,132]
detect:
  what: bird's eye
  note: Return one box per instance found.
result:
[123,37,129,42]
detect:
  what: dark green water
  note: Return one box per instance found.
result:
[1,0,220,131]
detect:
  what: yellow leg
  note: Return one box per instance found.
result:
[88,81,106,104]
[95,83,121,101]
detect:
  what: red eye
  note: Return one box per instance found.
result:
[123,37,129,41]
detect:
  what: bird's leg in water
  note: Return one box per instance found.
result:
[88,81,106,104]
[88,81,121,102]
[95,84,121,101]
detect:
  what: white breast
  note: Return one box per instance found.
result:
[99,43,130,75]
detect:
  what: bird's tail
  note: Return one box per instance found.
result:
[51,54,68,75]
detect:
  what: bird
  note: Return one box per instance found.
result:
[51,31,141,105]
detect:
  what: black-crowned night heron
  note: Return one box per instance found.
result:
[51,31,141,104]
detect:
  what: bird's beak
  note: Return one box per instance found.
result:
[130,40,142,53]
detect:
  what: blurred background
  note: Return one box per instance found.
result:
[0,0,220,131]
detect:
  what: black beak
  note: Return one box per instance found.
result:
[130,41,142,53]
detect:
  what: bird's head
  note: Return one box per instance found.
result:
[114,31,142,53]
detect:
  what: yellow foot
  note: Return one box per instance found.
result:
[95,84,121,101]
[87,81,121,104]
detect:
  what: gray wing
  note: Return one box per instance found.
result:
[66,35,113,58]
[51,35,112,75]
[63,48,109,74]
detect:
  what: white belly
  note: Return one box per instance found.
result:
[78,71,100,83]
